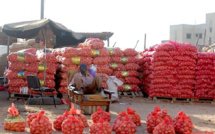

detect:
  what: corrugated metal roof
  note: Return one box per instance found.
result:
[78,32,113,40]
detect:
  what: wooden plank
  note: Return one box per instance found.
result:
[8,92,57,101]
[152,96,192,103]
[118,91,144,98]
[86,99,112,102]
[82,101,110,106]
[194,98,215,103]
[137,91,144,97]
[152,96,172,101]
[172,97,192,103]
[62,94,69,99]
[131,92,136,97]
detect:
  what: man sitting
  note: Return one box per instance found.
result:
[69,63,104,94]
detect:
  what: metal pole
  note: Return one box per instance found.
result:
[106,33,109,47]
[144,34,146,50]
[134,40,139,49]
[41,0,44,19]
[112,42,116,47]
[107,38,109,47]
[41,29,47,87]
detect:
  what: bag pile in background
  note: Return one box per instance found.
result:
[5,48,57,96]
[195,52,215,99]
[53,38,141,94]
[140,41,197,98]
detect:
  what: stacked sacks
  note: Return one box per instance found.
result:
[149,42,176,97]
[54,48,77,95]
[6,50,38,94]
[6,48,58,96]
[54,47,92,94]
[91,49,112,76]
[54,39,141,93]
[170,42,196,98]
[112,48,141,92]
[80,38,113,88]
[139,47,154,95]
[195,52,215,99]
[140,41,197,98]
[107,47,125,89]
[80,38,113,76]
[36,51,58,95]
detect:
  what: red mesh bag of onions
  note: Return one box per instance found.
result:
[61,115,84,134]
[91,107,111,123]
[53,110,69,131]
[4,103,26,132]
[173,111,194,134]
[127,106,141,126]
[113,111,137,134]
[29,111,52,134]
[79,38,104,49]
[7,52,37,63]
[153,118,175,134]
[68,104,89,127]
[146,110,164,133]
[123,48,138,56]
[90,118,112,134]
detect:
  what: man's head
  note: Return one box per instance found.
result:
[79,63,87,74]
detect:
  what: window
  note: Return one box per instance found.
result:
[186,34,191,39]
[199,34,202,38]
[210,27,212,32]
[195,33,202,38]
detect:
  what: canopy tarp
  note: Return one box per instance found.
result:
[2,19,86,48]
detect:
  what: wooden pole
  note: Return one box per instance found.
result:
[195,35,200,46]
[203,29,206,46]
[7,36,10,68]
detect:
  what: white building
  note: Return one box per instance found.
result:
[170,12,215,46]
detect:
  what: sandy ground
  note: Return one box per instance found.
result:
[0,90,215,134]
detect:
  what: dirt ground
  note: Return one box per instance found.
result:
[0,90,215,134]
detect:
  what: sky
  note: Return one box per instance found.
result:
[0,0,215,51]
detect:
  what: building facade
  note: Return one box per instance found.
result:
[170,12,215,46]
